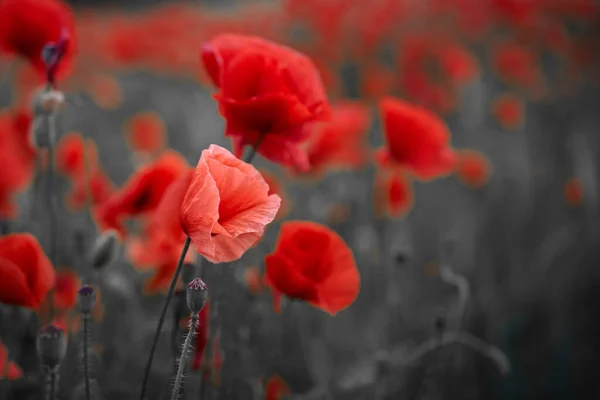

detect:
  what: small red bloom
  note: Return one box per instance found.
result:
[0,340,22,380]
[455,149,492,189]
[243,266,265,295]
[201,34,330,170]
[492,94,524,130]
[265,375,291,400]
[564,177,583,207]
[0,0,76,84]
[124,111,167,155]
[265,221,360,315]
[53,269,80,310]
[301,102,371,176]
[0,233,55,309]
[180,145,281,263]
[55,132,86,178]
[374,171,414,218]
[375,96,456,180]
[96,150,189,236]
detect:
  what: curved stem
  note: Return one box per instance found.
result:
[243,132,266,164]
[172,312,198,400]
[82,313,91,400]
[140,236,191,400]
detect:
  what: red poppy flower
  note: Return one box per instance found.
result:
[265,221,360,315]
[492,41,540,89]
[86,73,123,110]
[374,171,414,218]
[0,340,22,380]
[265,375,291,400]
[0,233,55,309]
[96,149,189,236]
[200,34,331,171]
[124,111,167,155]
[66,169,114,211]
[192,297,210,370]
[55,132,87,178]
[375,96,457,180]
[52,269,80,310]
[564,177,583,207]
[301,102,371,176]
[180,145,281,263]
[492,94,524,130]
[455,149,492,189]
[0,0,76,84]
[243,266,265,295]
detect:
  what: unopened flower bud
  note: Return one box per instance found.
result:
[89,229,120,270]
[181,263,197,285]
[186,278,208,313]
[33,89,65,116]
[36,324,67,369]
[77,285,96,314]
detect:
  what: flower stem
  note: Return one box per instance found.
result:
[82,313,91,400]
[243,132,266,164]
[140,236,191,400]
[45,367,58,400]
[46,116,58,322]
[171,312,198,400]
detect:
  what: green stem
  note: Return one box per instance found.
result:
[171,312,198,400]
[140,236,191,400]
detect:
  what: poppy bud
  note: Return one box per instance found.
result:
[89,230,119,270]
[36,324,67,369]
[181,263,197,286]
[186,278,208,314]
[77,285,96,314]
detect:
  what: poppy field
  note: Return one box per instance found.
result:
[0,0,600,399]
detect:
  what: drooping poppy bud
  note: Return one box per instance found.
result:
[89,229,120,270]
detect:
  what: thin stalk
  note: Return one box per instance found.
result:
[82,313,91,400]
[45,367,58,400]
[140,236,191,400]
[46,114,58,322]
[172,312,199,400]
[243,132,266,164]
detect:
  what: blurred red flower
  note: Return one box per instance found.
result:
[564,177,583,207]
[265,221,360,315]
[201,34,331,170]
[455,149,493,189]
[374,170,414,218]
[52,269,80,310]
[375,96,456,181]
[180,145,281,263]
[0,340,22,380]
[96,149,189,236]
[492,94,524,130]
[124,111,167,155]
[0,0,76,84]
[265,375,291,400]
[0,233,55,309]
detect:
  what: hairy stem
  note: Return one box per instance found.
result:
[82,313,91,400]
[172,312,198,400]
[45,367,58,400]
[140,236,191,400]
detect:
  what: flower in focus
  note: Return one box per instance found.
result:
[258,169,290,220]
[0,0,76,85]
[299,101,371,177]
[0,233,55,308]
[375,96,457,181]
[96,149,189,236]
[180,145,281,263]
[201,34,331,170]
[265,221,360,315]
[455,149,493,189]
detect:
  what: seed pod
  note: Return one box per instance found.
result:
[89,230,120,270]
[186,278,208,314]
[36,324,67,369]
[77,285,96,314]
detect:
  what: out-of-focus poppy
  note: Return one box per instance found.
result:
[86,73,123,110]
[52,269,80,310]
[564,177,583,207]
[0,340,22,380]
[455,149,492,189]
[0,0,76,85]
[244,266,265,295]
[0,233,55,308]
[96,149,189,236]
[492,41,540,90]
[55,132,87,178]
[200,34,331,170]
[300,102,371,177]
[265,221,360,315]
[265,375,291,400]
[375,96,456,180]
[124,111,167,155]
[180,145,281,263]
[492,94,524,130]
[374,170,414,218]
[192,297,210,370]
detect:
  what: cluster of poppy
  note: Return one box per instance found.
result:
[0,0,594,395]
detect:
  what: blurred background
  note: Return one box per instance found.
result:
[1,0,600,399]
